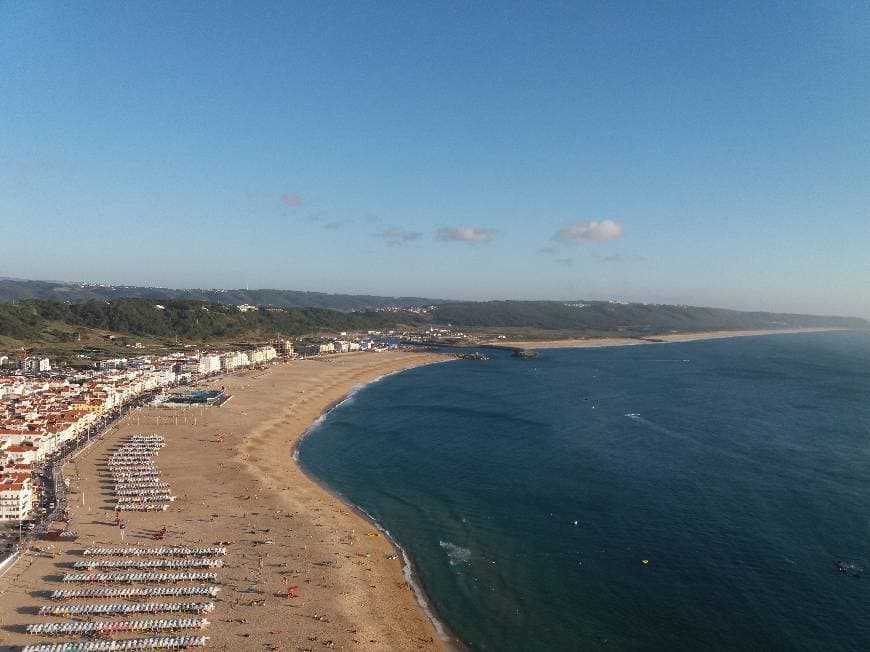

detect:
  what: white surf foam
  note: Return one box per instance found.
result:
[439,540,472,565]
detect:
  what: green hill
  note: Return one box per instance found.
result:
[429,300,868,334]
[0,299,398,344]
[0,278,438,312]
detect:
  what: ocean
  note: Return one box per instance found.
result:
[298,331,870,651]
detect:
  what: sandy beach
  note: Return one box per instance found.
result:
[491,327,841,350]
[0,351,453,652]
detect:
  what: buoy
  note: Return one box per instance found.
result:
[573,520,579,526]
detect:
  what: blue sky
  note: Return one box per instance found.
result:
[2,1,868,316]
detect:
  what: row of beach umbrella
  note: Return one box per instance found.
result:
[116,488,173,496]
[26,618,208,635]
[114,504,169,512]
[110,464,158,471]
[112,476,162,483]
[50,586,220,600]
[115,496,176,504]
[39,602,214,616]
[74,559,224,570]
[83,547,225,557]
[22,636,208,652]
[62,572,217,584]
[113,481,170,490]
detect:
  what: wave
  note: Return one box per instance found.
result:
[355,506,451,641]
[440,540,472,566]
[294,368,409,456]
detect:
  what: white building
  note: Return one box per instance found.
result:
[198,355,222,375]
[220,351,250,371]
[1,443,43,466]
[0,474,34,522]
[249,346,277,365]
[21,357,51,374]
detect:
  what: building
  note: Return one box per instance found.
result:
[21,357,51,374]
[198,355,222,376]
[273,340,295,357]
[261,346,277,361]
[298,344,321,357]
[100,358,128,370]
[1,444,42,466]
[0,473,34,522]
[248,346,277,365]
[220,351,250,371]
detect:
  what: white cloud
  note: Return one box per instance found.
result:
[592,252,645,263]
[436,226,497,243]
[555,219,623,243]
[376,227,423,247]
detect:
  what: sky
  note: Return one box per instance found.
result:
[1,1,868,317]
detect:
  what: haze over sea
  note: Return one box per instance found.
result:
[299,331,870,651]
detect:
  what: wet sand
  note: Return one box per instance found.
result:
[0,351,453,652]
[492,327,841,350]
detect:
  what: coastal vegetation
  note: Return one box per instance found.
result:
[0,292,866,357]
[0,278,435,312]
[0,299,395,345]
[428,300,868,333]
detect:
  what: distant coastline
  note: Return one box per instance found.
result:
[489,327,846,350]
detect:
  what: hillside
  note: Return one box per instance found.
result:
[0,299,399,347]
[0,278,438,312]
[428,301,869,334]
[1,297,866,356]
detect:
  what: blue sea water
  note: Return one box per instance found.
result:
[298,331,870,651]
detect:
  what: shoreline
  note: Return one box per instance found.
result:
[289,359,464,650]
[490,327,845,350]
